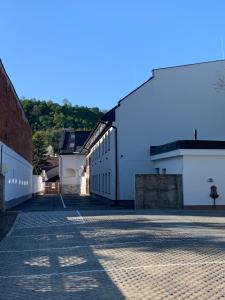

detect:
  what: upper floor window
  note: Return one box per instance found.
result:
[108,131,110,151]
[102,138,104,156]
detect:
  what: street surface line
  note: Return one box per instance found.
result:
[0,238,201,253]
[6,214,20,237]
[76,209,85,224]
[60,194,66,208]
[1,260,225,279]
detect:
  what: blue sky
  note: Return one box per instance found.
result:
[1,0,225,110]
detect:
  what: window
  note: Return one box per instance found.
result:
[108,172,111,194]
[102,174,104,193]
[105,173,108,194]
[99,174,101,192]
[108,131,110,151]
[155,168,160,175]
[93,175,95,191]
[162,168,167,174]
[105,134,108,153]
[102,138,104,155]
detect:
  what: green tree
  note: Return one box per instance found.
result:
[32,132,48,175]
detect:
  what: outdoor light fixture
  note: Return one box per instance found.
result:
[210,185,219,208]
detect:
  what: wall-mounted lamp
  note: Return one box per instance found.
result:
[207,178,214,183]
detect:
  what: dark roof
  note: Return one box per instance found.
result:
[79,106,117,153]
[150,140,225,156]
[101,106,117,122]
[42,157,59,171]
[59,130,91,154]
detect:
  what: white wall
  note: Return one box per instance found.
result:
[89,127,116,200]
[32,175,44,194]
[59,154,86,193]
[116,60,225,200]
[151,149,225,207]
[183,153,225,206]
[0,141,32,204]
[152,155,183,174]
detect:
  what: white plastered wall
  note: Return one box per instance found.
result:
[116,60,225,200]
[152,149,225,206]
[183,153,225,206]
[89,127,116,200]
[59,154,86,194]
[0,141,32,204]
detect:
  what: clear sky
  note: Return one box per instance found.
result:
[1,0,225,110]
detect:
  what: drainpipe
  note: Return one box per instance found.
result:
[101,122,118,206]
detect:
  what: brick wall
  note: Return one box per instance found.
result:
[0,63,32,163]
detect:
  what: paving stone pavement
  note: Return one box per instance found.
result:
[2,209,225,299]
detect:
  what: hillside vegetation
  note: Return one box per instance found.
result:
[21,98,104,153]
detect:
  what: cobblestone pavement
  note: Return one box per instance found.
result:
[9,194,122,212]
[1,209,225,299]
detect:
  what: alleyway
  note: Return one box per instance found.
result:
[2,196,225,299]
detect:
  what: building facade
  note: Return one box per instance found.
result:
[0,59,32,209]
[59,130,90,194]
[82,60,225,208]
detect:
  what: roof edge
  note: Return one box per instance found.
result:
[153,59,225,72]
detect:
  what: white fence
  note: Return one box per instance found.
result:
[32,175,44,194]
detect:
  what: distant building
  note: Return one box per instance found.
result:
[0,59,32,209]
[81,60,225,208]
[59,130,90,194]
[42,156,59,183]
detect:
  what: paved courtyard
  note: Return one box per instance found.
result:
[2,199,225,299]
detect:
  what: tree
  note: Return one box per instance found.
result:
[32,132,48,175]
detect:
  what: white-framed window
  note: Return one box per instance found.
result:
[108,172,111,194]
[105,135,107,154]
[162,168,167,174]
[102,174,104,193]
[108,131,110,151]
[105,173,108,193]
[102,138,104,156]
[155,168,160,175]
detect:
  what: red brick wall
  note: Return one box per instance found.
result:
[0,65,32,163]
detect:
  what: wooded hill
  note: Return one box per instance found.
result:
[21,98,104,153]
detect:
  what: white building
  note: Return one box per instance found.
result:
[59,130,90,194]
[0,59,33,210]
[151,140,225,208]
[81,60,225,208]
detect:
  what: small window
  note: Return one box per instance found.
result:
[105,173,108,193]
[102,139,104,156]
[155,168,160,175]
[105,134,108,153]
[108,172,111,194]
[102,174,104,193]
[162,168,167,174]
[108,131,110,151]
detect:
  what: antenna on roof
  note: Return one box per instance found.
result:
[221,37,225,60]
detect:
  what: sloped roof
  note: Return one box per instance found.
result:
[59,130,91,154]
